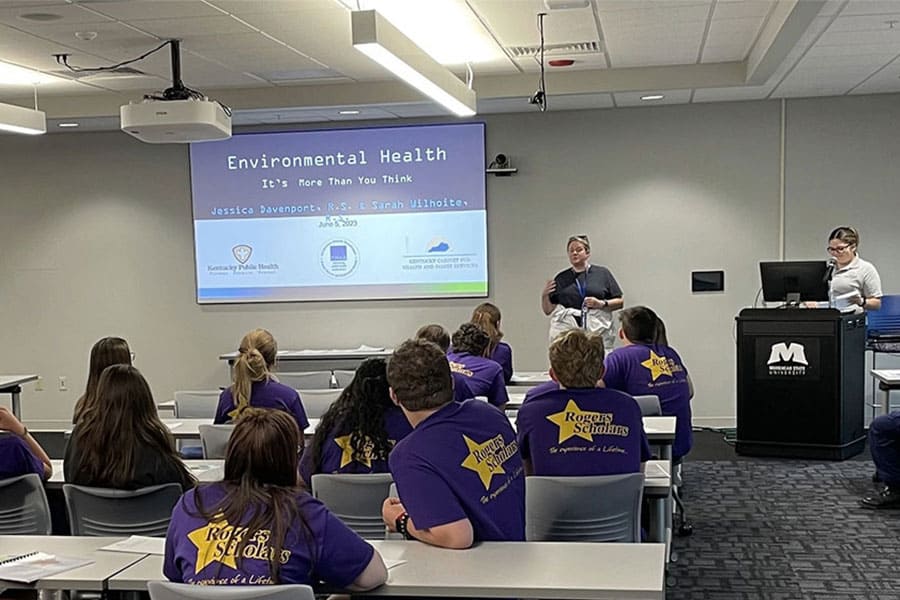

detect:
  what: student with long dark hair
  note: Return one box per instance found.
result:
[470,302,513,384]
[164,408,388,589]
[215,329,309,434]
[72,336,132,424]
[602,306,693,460]
[299,358,411,487]
[65,365,194,490]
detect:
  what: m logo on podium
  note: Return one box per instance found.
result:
[767,342,808,376]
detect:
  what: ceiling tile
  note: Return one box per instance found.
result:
[711,0,776,20]
[77,0,226,21]
[692,83,775,102]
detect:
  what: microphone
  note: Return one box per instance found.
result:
[823,258,836,283]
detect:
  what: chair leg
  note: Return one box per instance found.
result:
[672,462,693,537]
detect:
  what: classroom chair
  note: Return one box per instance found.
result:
[633,394,661,417]
[149,582,314,600]
[199,424,235,459]
[332,369,356,388]
[173,390,220,418]
[525,473,644,542]
[0,473,52,534]
[297,388,343,418]
[63,483,182,536]
[311,473,394,539]
[277,371,334,389]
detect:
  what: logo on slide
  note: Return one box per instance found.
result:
[232,244,253,265]
[767,342,808,376]
[320,239,359,278]
[427,237,450,253]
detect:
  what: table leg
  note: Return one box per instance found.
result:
[10,385,22,419]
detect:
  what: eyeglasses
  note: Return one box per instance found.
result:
[826,245,851,254]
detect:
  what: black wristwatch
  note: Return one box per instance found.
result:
[395,512,413,540]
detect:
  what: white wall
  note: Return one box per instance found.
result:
[2,94,894,426]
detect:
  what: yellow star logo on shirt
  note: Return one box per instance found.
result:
[641,350,673,382]
[335,434,373,468]
[460,435,505,490]
[546,399,602,444]
[187,517,240,574]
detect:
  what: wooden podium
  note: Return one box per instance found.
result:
[735,308,866,460]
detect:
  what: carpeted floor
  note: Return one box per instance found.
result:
[667,431,900,599]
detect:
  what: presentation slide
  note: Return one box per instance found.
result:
[190,123,487,303]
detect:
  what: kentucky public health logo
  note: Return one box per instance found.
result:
[320,240,359,278]
[232,244,253,265]
[767,342,808,376]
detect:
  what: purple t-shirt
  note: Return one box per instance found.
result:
[215,380,310,433]
[490,342,514,384]
[452,372,474,402]
[0,436,45,480]
[298,406,412,486]
[389,400,525,542]
[516,388,651,476]
[164,484,374,587]
[522,380,560,405]
[446,352,509,407]
[603,344,693,459]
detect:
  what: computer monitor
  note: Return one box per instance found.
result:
[759,261,830,305]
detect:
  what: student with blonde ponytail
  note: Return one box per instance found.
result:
[470,302,513,383]
[214,329,310,434]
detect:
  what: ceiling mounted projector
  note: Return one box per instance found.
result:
[119,40,231,144]
[121,98,230,143]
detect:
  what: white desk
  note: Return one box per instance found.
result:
[509,371,551,386]
[0,374,38,419]
[871,369,900,416]
[219,347,393,372]
[0,535,142,592]
[156,400,176,416]
[109,540,665,598]
[46,459,224,489]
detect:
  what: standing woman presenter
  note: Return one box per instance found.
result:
[541,234,624,350]
[825,226,882,313]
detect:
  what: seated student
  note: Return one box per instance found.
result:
[602,306,693,461]
[860,412,900,509]
[65,365,194,491]
[72,336,132,424]
[517,329,650,476]
[298,357,412,487]
[164,408,388,590]
[446,323,510,410]
[470,302,514,384]
[415,323,474,403]
[382,339,525,548]
[215,329,309,434]
[0,406,52,480]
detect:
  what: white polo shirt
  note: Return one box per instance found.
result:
[830,255,883,313]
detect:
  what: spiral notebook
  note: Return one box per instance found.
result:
[0,551,93,583]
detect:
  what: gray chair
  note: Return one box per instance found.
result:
[633,394,661,416]
[525,473,645,542]
[0,473,52,534]
[311,473,394,539]
[297,388,343,419]
[149,582,314,600]
[173,390,220,418]
[63,483,183,536]
[199,424,235,459]
[332,369,356,388]
[277,371,333,389]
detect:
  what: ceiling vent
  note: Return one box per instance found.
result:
[506,41,601,58]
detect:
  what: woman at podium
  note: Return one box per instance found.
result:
[824,226,882,313]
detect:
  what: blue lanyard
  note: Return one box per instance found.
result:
[575,273,587,300]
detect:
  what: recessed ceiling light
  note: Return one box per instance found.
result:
[641,94,665,101]
[338,110,360,115]
[58,122,80,128]
[18,12,63,22]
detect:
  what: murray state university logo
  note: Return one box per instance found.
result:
[232,244,252,265]
[767,342,808,376]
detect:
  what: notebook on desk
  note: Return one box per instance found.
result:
[0,552,93,583]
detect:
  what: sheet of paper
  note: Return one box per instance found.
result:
[100,536,166,555]
[0,553,93,583]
